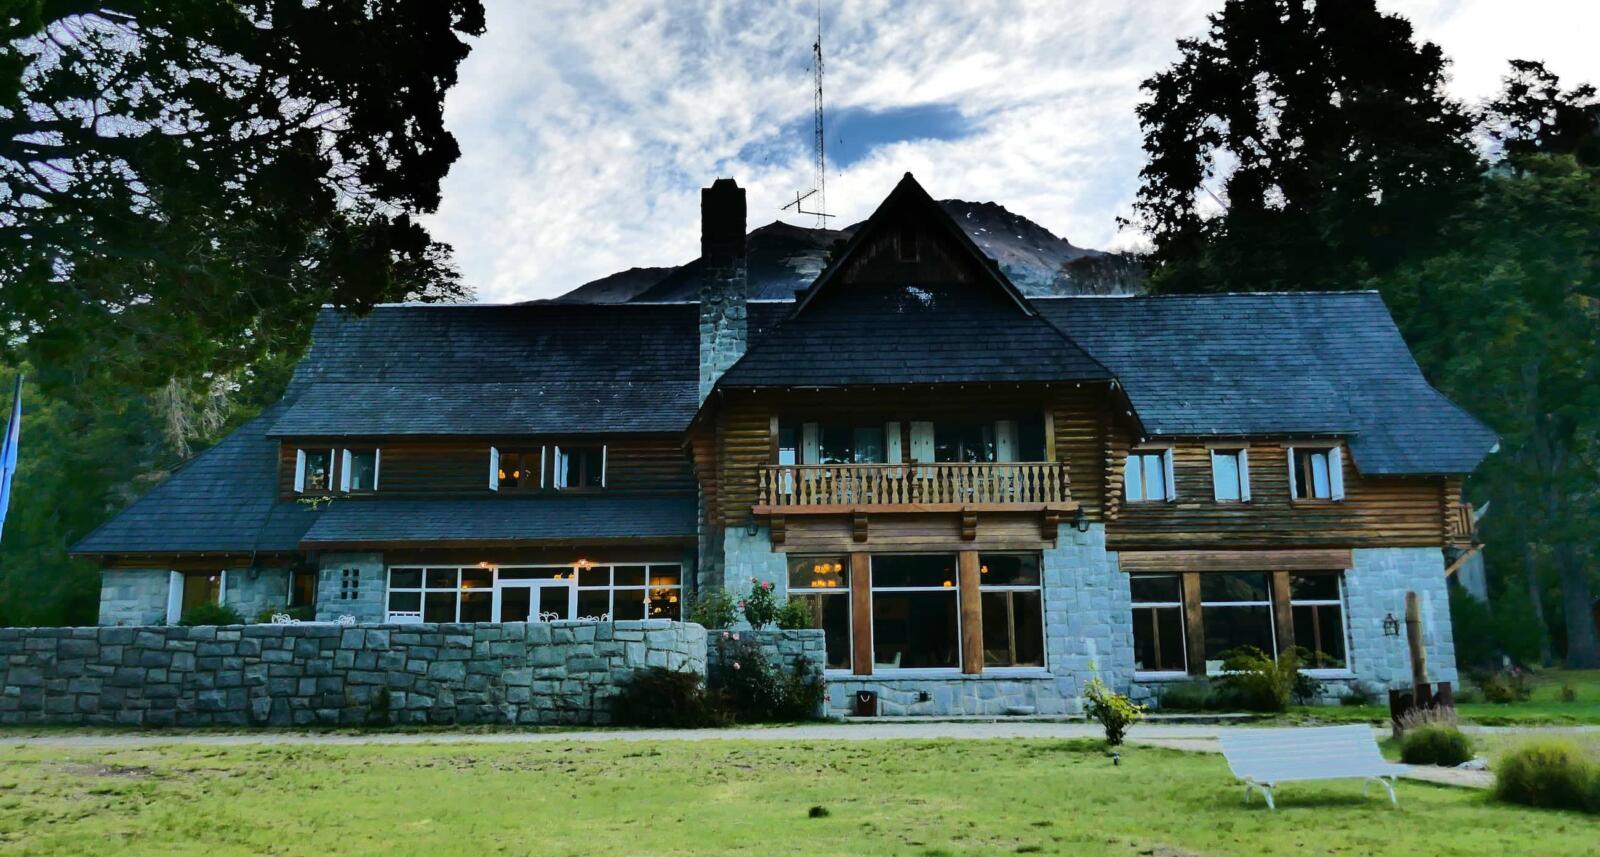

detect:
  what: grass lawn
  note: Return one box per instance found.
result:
[3,739,1598,856]
[1286,669,1600,726]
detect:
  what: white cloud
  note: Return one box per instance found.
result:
[428,0,1600,302]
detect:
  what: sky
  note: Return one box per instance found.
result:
[426,0,1600,303]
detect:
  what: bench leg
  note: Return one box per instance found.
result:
[1363,777,1398,807]
[1244,781,1276,811]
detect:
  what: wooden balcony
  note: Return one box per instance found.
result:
[754,462,1076,515]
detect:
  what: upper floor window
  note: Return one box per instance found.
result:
[341,449,380,493]
[555,445,606,489]
[1210,447,1250,502]
[490,448,542,491]
[294,448,332,493]
[1289,446,1344,501]
[1125,448,1174,502]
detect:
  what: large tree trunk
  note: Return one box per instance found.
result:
[1557,545,1600,668]
[1520,537,1555,667]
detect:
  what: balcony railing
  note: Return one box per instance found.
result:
[756,462,1071,512]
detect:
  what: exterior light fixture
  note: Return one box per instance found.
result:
[575,558,593,571]
[746,517,760,536]
[1074,507,1090,533]
[1382,613,1401,637]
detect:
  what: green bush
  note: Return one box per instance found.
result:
[178,602,244,626]
[1214,646,1307,712]
[1400,725,1474,767]
[1083,677,1146,746]
[739,578,780,629]
[1493,741,1599,813]
[1341,681,1379,706]
[1155,679,1213,711]
[1476,669,1533,704]
[774,599,813,631]
[688,590,738,629]
[610,667,730,728]
[711,635,825,722]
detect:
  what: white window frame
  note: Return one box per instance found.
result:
[1287,445,1344,501]
[868,554,963,675]
[976,552,1046,672]
[294,448,333,494]
[1130,572,1188,678]
[1290,572,1353,677]
[1125,447,1175,503]
[1210,447,1251,503]
[382,562,683,624]
[340,448,381,493]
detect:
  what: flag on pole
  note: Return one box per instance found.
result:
[0,374,20,544]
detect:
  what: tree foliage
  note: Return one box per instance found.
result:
[1129,0,1479,293]
[0,1,483,393]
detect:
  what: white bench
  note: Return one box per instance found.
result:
[1219,725,1407,811]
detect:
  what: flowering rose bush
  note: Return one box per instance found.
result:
[711,633,825,722]
[740,577,781,629]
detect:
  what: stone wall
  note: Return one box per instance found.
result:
[0,620,705,727]
[705,628,825,683]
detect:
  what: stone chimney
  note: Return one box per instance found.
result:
[698,178,748,402]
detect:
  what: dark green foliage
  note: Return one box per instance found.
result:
[712,637,826,723]
[1449,586,1500,671]
[1487,60,1600,167]
[1476,670,1535,704]
[1291,671,1324,705]
[739,578,780,629]
[1214,646,1308,712]
[688,590,738,630]
[1341,682,1379,707]
[1493,741,1600,813]
[177,602,244,627]
[807,805,829,819]
[775,599,813,631]
[1155,679,1214,711]
[1399,725,1474,767]
[1083,677,1146,746]
[610,668,730,729]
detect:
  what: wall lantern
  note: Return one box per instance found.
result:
[745,517,760,536]
[1073,507,1090,533]
[1382,612,1401,637]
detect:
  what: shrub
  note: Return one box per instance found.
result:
[775,599,813,631]
[1155,679,1213,711]
[739,578,780,629]
[254,604,315,624]
[611,667,730,728]
[688,590,738,629]
[1083,677,1145,746]
[1400,724,1474,767]
[1340,681,1379,707]
[1493,741,1599,813]
[1396,704,1459,732]
[178,602,245,626]
[1476,669,1533,704]
[1214,646,1307,712]
[711,634,825,722]
[1291,670,1324,705]
[1560,683,1578,703]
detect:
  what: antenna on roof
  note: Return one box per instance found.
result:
[783,0,833,227]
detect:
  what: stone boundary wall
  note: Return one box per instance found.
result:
[0,620,705,727]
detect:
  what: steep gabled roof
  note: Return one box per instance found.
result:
[1033,292,1499,475]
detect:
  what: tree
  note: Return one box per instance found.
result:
[1,1,483,394]
[1380,153,1600,668]
[1486,59,1600,167]
[1129,0,1480,294]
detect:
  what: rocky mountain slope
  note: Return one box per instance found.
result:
[551,200,1143,303]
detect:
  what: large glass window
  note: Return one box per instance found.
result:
[1291,573,1348,669]
[340,449,379,492]
[554,446,604,489]
[180,571,222,614]
[296,448,332,493]
[385,563,680,623]
[1131,574,1187,673]
[871,554,960,670]
[1199,572,1277,672]
[1290,447,1343,500]
[495,449,542,490]
[979,553,1044,668]
[812,424,886,464]
[1125,449,1172,502]
[787,556,852,670]
[934,423,995,462]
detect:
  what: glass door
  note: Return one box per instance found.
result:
[495,579,574,622]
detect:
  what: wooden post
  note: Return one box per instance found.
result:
[850,551,872,676]
[1270,571,1295,658]
[959,550,983,675]
[1182,573,1206,676]
[1405,591,1429,691]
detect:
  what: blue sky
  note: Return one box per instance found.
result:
[427,0,1600,302]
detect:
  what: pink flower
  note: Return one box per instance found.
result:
[763,581,774,590]
[739,601,746,609]
[732,661,741,671]
[732,632,740,641]
[721,631,730,638]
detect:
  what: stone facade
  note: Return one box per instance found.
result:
[98,568,173,626]
[1343,547,1458,687]
[224,568,293,623]
[722,526,789,610]
[315,552,386,623]
[0,620,705,727]
[697,178,748,403]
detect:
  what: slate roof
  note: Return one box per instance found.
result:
[72,402,318,556]
[269,303,698,437]
[1033,292,1498,475]
[298,495,697,547]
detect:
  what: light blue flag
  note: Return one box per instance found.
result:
[0,375,20,544]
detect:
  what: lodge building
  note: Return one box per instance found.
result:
[74,174,1495,715]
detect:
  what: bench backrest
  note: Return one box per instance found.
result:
[1220,725,1391,782]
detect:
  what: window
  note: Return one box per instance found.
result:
[294,448,332,493]
[777,425,798,466]
[289,568,318,608]
[339,568,362,602]
[1125,448,1174,502]
[1210,448,1250,502]
[1131,574,1187,673]
[1289,446,1344,501]
[554,446,605,489]
[811,424,885,464]
[383,563,682,624]
[871,554,961,670]
[576,563,682,620]
[493,449,543,491]
[1291,573,1348,670]
[385,567,490,623]
[978,553,1044,668]
[787,556,852,671]
[1199,572,1277,673]
[180,571,222,613]
[341,449,380,492]
[934,423,995,463]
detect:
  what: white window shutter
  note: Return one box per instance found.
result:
[884,422,902,464]
[372,449,381,492]
[1238,448,1252,502]
[538,446,546,489]
[293,449,306,493]
[488,446,500,491]
[340,450,352,492]
[800,423,819,465]
[218,570,228,605]
[1286,447,1297,498]
[994,420,1018,462]
[1210,451,1224,502]
[1329,445,1345,500]
[554,446,565,489]
[1125,454,1144,502]
[909,421,934,463]
[600,445,608,488]
[166,571,184,624]
[1163,449,1176,502]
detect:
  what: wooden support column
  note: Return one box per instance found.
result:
[850,551,872,676]
[959,550,983,675]
[1182,572,1206,676]
[1270,571,1295,657]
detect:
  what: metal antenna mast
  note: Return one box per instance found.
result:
[783,0,833,227]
